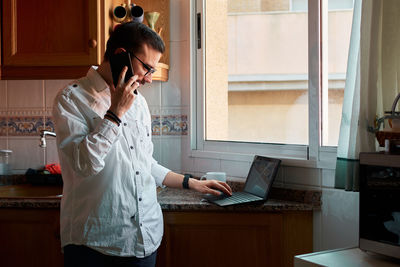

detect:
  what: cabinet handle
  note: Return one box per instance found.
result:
[88,39,97,48]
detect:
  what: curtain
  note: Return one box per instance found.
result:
[335,0,400,191]
[335,0,382,191]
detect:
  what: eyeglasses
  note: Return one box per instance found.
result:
[132,54,156,76]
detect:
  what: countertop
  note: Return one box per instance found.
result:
[0,180,321,211]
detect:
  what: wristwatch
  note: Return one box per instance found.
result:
[182,173,193,189]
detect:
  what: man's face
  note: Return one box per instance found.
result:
[131,44,162,85]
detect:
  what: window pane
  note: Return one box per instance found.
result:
[322,1,353,146]
[205,0,309,145]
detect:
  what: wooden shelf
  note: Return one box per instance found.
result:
[154,62,169,82]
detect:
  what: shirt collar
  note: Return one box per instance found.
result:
[86,66,109,92]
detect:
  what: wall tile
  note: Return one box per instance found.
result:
[45,139,59,165]
[322,168,335,188]
[152,136,162,163]
[161,114,188,136]
[0,80,6,109]
[179,41,191,108]
[8,137,45,170]
[0,117,7,137]
[220,159,251,178]
[320,189,359,250]
[170,0,190,42]
[161,42,185,107]
[138,81,161,107]
[8,116,45,136]
[194,157,221,174]
[151,114,161,136]
[180,136,194,173]
[160,108,187,136]
[7,80,44,109]
[45,80,71,108]
[313,210,323,252]
[160,136,182,172]
[0,138,7,149]
[284,166,321,187]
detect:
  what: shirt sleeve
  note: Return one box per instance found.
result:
[151,158,171,187]
[53,91,120,178]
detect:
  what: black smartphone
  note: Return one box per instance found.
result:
[109,51,137,94]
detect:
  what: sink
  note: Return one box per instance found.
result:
[0,184,62,198]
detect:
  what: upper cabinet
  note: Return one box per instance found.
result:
[1,0,169,81]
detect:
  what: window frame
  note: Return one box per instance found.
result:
[190,0,337,169]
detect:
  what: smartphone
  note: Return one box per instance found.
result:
[109,51,137,94]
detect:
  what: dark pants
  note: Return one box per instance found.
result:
[64,245,157,267]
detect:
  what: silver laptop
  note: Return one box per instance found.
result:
[204,155,281,207]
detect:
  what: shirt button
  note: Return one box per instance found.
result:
[72,84,78,87]
[124,123,127,126]
[130,146,134,149]
[140,223,142,227]
[136,171,139,175]
[139,198,142,201]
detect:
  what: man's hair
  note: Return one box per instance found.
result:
[104,22,165,61]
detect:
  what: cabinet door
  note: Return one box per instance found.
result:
[0,208,63,267]
[2,0,100,67]
[158,212,284,267]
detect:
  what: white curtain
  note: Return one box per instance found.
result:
[335,0,400,191]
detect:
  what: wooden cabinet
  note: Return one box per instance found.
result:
[156,211,313,267]
[2,0,102,79]
[0,208,63,267]
[1,0,169,81]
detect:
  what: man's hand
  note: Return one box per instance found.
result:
[109,66,140,118]
[162,172,232,196]
[189,179,232,196]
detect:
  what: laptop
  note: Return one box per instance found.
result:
[203,155,281,207]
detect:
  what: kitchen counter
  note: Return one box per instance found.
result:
[0,180,318,267]
[0,181,321,211]
[158,187,319,212]
[0,184,62,208]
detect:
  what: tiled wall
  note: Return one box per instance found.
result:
[0,78,187,173]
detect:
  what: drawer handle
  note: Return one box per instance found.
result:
[88,39,97,48]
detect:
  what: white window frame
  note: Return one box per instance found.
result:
[189,0,337,170]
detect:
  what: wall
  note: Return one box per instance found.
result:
[0,0,188,174]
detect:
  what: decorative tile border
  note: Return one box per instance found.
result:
[7,117,46,136]
[45,117,55,132]
[1,114,188,136]
[161,115,188,135]
[0,117,7,136]
[151,115,161,136]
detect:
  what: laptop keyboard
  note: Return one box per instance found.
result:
[213,191,263,206]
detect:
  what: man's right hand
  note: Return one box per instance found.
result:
[109,66,140,119]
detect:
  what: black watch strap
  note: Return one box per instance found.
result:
[182,173,192,189]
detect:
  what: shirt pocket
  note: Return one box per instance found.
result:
[135,120,152,148]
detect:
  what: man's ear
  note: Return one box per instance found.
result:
[114,47,127,54]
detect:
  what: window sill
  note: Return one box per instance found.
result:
[189,147,337,170]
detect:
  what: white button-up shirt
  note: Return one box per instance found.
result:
[53,67,170,257]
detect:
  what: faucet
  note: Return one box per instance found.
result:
[39,130,56,148]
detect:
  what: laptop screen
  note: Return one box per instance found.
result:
[243,156,281,199]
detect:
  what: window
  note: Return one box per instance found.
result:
[192,0,354,161]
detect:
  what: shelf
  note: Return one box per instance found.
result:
[154,62,169,82]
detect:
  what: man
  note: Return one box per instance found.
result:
[53,22,232,267]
